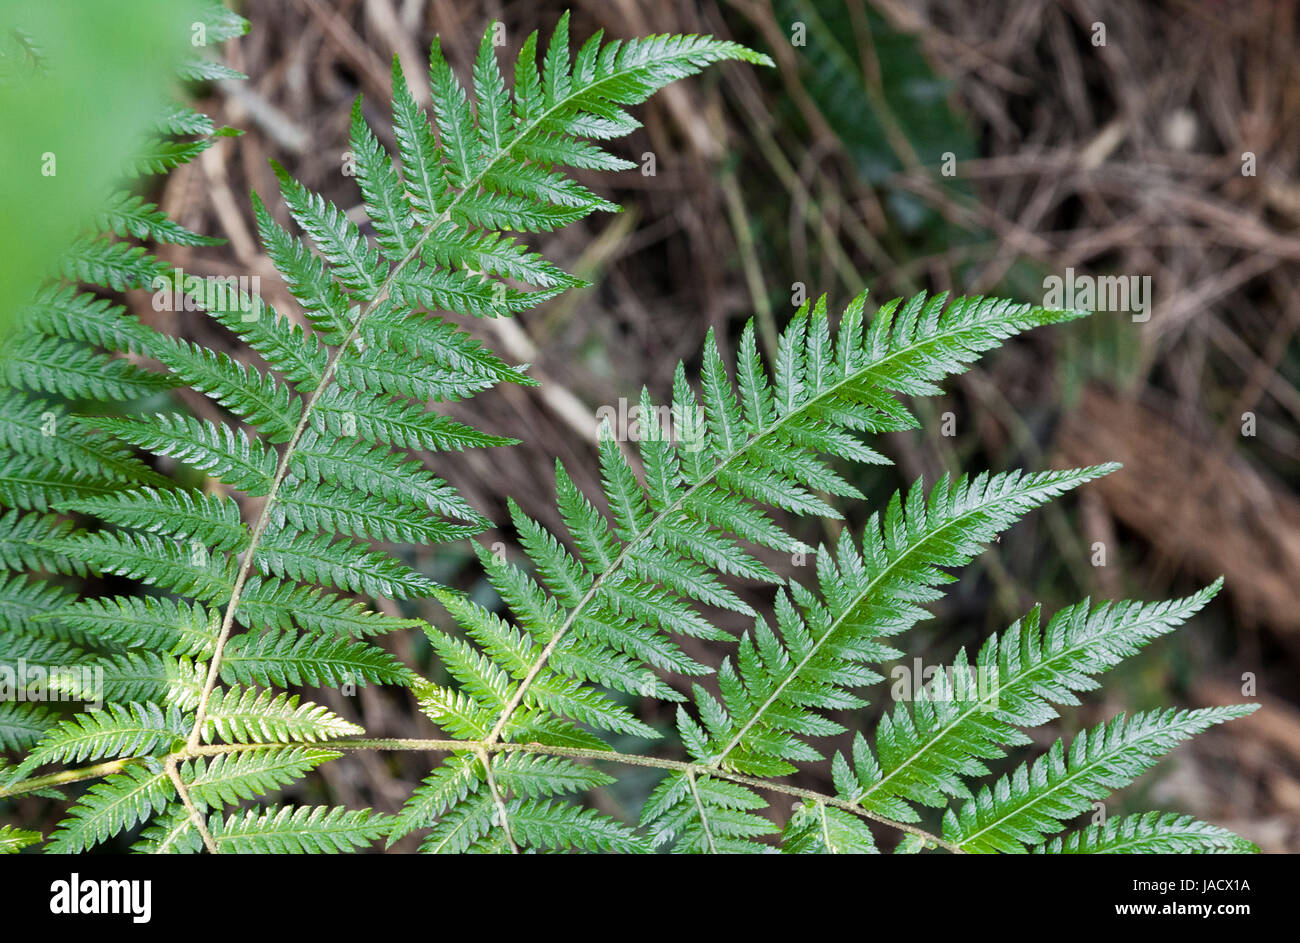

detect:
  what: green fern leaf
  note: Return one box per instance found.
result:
[36,595,220,658]
[198,686,363,743]
[56,487,248,552]
[0,825,43,854]
[782,800,877,854]
[218,629,414,689]
[1034,812,1259,854]
[181,748,339,810]
[844,582,1226,820]
[45,763,173,853]
[943,705,1258,853]
[207,805,393,853]
[0,701,54,752]
[14,703,189,779]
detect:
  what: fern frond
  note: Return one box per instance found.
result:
[20,284,157,354]
[0,825,43,854]
[45,764,173,853]
[0,8,1256,858]
[14,703,189,779]
[0,399,168,486]
[40,530,236,603]
[198,686,363,744]
[942,705,1258,853]
[504,799,646,853]
[257,527,434,599]
[36,596,220,658]
[181,748,340,810]
[238,577,426,639]
[684,465,1121,778]
[206,805,393,854]
[389,755,481,846]
[0,333,177,400]
[1034,812,1258,854]
[125,136,224,177]
[0,509,89,576]
[840,583,1225,821]
[57,487,248,552]
[639,766,775,854]
[0,571,73,631]
[57,651,206,710]
[150,336,302,442]
[782,800,878,854]
[416,792,496,853]
[57,236,170,291]
[93,191,224,247]
[93,413,277,496]
[218,629,414,689]
[0,702,54,752]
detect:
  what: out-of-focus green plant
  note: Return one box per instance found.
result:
[0,0,243,334]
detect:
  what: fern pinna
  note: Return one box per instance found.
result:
[0,10,1254,855]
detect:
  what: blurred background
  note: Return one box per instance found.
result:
[15,0,1300,850]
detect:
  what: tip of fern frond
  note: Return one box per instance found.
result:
[1037,305,1092,322]
[1226,702,1262,718]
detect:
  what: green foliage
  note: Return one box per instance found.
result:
[202,805,394,854]
[1035,812,1258,855]
[0,0,238,332]
[0,11,1255,856]
[943,706,1255,853]
[0,824,42,853]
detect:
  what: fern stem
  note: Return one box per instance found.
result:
[477,747,519,854]
[320,737,963,852]
[686,770,718,854]
[0,758,133,797]
[0,736,962,852]
[817,801,836,854]
[164,756,218,854]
